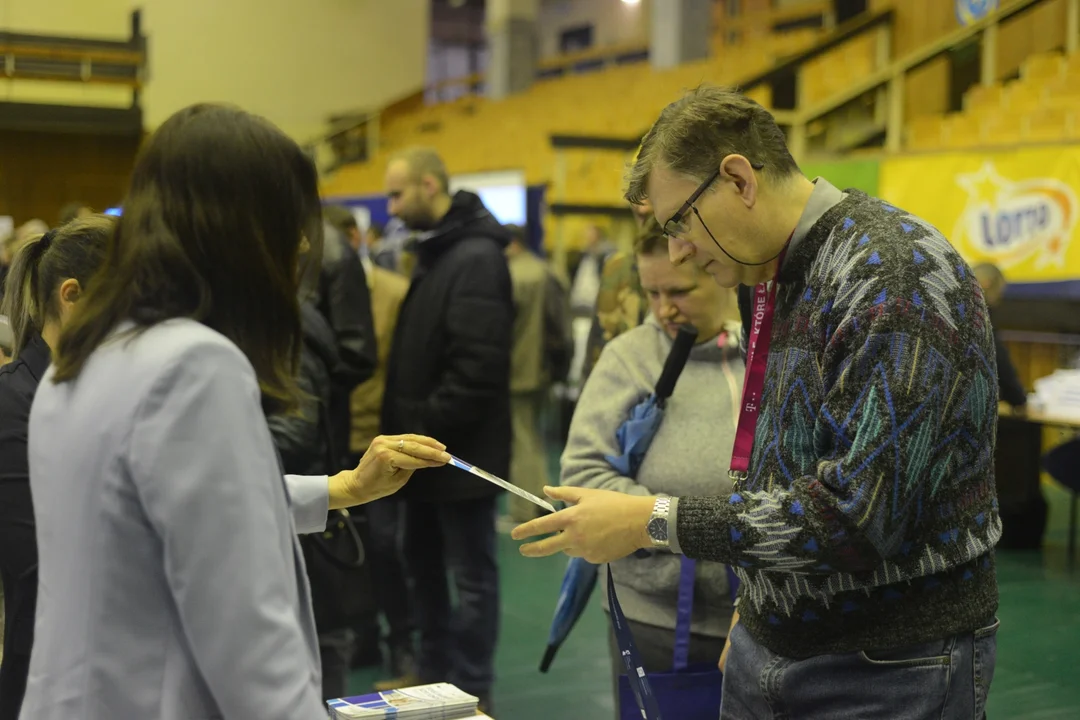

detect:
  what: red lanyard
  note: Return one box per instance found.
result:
[729,249,787,490]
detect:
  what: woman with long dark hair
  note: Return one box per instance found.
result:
[0,216,112,720]
[18,104,449,720]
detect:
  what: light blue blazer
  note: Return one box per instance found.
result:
[21,320,331,720]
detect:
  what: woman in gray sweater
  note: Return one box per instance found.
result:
[561,221,743,709]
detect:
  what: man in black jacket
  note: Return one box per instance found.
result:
[381,148,513,711]
[319,220,378,466]
[314,217,386,671]
[266,301,351,701]
[324,204,418,681]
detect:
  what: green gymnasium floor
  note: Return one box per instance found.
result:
[349,483,1080,719]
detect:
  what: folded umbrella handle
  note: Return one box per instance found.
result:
[654,324,698,403]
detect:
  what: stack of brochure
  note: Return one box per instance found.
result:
[1032,369,1080,420]
[326,683,480,719]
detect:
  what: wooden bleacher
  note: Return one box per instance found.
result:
[321,0,870,203]
[908,50,1080,150]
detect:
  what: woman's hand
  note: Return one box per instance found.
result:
[328,434,450,508]
[719,609,739,672]
[510,486,655,564]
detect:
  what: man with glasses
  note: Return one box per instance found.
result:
[513,85,1001,718]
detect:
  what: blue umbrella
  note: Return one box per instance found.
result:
[606,395,663,477]
[540,324,699,672]
[539,555,599,672]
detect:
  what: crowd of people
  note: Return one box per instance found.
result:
[0,115,575,719]
[0,85,1020,720]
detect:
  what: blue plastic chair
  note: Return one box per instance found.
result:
[1041,438,1080,567]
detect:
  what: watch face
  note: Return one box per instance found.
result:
[647,517,668,543]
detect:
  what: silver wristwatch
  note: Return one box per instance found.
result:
[646,497,671,549]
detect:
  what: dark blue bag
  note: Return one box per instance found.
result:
[614,557,739,720]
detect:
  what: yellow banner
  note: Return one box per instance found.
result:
[879,147,1080,284]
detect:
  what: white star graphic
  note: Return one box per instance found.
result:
[955,161,1011,208]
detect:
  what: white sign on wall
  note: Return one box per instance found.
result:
[450,170,527,226]
[351,205,371,233]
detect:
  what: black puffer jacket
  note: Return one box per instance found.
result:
[267,302,342,476]
[382,191,514,502]
[318,225,377,467]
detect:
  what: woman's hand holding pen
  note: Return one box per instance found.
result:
[328,434,451,508]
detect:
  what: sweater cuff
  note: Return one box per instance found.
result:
[668,497,683,555]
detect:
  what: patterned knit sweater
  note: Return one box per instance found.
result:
[673,189,1002,658]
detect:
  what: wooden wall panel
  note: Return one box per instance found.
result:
[869,0,957,119]
[997,0,1067,80]
[905,57,951,119]
[871,0,1070,118]
[870,0,958,55]
[0,130,139,226]
[875,0,1069,59]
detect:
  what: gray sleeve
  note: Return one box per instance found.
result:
[128,344,324,720]
[284,475,329,535]
[560,343,653,497]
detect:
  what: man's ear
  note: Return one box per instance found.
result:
[421,174,441,200]
[720,154,758,210]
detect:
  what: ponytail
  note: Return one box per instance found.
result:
[0,232,52,358]
[0,217,113,360]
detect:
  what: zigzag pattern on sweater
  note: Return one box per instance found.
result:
[735,334,997,564]
[733,513,1002,617]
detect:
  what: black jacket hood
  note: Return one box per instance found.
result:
[415,190,510,260]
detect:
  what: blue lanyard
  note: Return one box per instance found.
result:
[608,565,664,720]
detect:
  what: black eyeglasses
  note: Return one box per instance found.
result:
[662,162,765,240]
[660,158,790,268]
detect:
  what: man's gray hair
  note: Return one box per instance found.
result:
[625,85,800,206]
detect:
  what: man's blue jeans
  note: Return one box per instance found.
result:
[721,618,999,719]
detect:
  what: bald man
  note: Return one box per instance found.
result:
[381,148,513,712]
